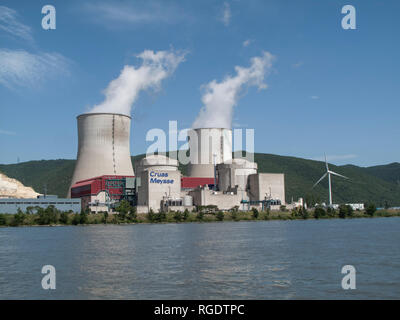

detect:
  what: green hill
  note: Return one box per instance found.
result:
[1,153,399,207]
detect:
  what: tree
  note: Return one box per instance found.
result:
[313,207,326,219]
[365,203,377,216]
[0,214,6,226]
[338,205,348,219]
[60,212,69,224]
[26,206,35,215]
[339,205,354,218]
[300,207,309,219]
[12,208,26,226]
[346,205,354,217]
[157,211,166,222]
[79,209,88,224]
[196,211,204,221]
[216,211,224,221]
[183,209,189,221]
[326,206,336,217]
[127,206,137,222]
[148,209,155,222]
[115,200,132,222]
[37,205,58,225]
[174,211,182,222]
[72,214,80,225]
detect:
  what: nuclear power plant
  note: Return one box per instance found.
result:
[69,113,286,213]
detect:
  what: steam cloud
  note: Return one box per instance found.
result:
[89,49,185,115]
[192,51,274,129]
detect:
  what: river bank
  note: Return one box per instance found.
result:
[1,208,399,227]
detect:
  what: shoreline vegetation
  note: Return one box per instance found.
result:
[0,201,400,227]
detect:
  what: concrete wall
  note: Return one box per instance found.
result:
[189,187,246,210]
[187,128,232,178]
[217,159,257,192]
[137,169,181,212]
[0,197,81,214]
[248,173,285,204]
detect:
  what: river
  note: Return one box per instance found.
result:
[0,217,399,299]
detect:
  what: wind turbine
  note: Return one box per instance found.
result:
[313,155,349,206]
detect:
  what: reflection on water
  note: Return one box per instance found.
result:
[0,218,399,299]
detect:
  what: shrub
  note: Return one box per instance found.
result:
[0,214,6,226]
[338,205,348,219]
[300,207,309,219]
[280,205,287,212]
[346,205,354,217]
[183,209,189,221]
[252,207,259,219]
[79,210,88,224]
[60,212,69,224]
[264,208,270,220]
[71,214,80,225]
[365,203,377,216]
[231,210,238,221]
[37,206,59,225]
[313,207,326,219]
[127,206,137,222]
[174,211,182,222]
[196,211,204,221]
[326,206,336,217]
[157,211,166,222]
[147,209,155,222]
[102,211,109,224]
[216,211,224,221]
[115,200,133,222]
[14,208,26,225]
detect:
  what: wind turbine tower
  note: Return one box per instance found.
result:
[313,155,349,206]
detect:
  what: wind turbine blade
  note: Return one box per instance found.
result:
[324,153,329,171]
[312,172,328,188]
[328,170,349,180]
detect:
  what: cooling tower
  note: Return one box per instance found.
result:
[68,113,134,196]
[187,128,232,178]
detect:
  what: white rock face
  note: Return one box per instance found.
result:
[0,173,39,198]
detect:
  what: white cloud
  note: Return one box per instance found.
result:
[293,61,304,68]
[0,49,70,89]
[82,2,186,27]
[0,6,33,43]
[221,2,231,26]
[243,39,253,47]
[193,51,274,129]
[0,129,16,135]
[310,95,319,100]
[89,49,186,115]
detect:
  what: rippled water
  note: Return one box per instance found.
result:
[0,218,399,299]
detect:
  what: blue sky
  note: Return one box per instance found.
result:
[0,0,399,166]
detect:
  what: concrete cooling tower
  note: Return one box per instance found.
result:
[187,128,232,178]
[69,113,134,196]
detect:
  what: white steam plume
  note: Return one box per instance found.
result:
[192,51,274,129]
[89,49,185,115]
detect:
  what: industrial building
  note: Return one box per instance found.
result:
[0,195,81,214]
[69,113,286,213]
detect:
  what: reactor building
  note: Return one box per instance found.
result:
[69,115,286,213]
